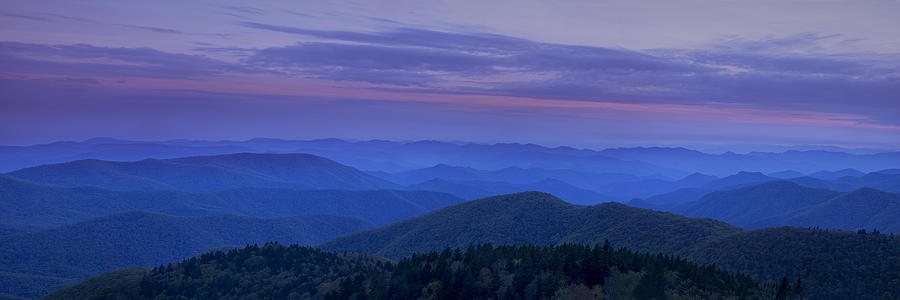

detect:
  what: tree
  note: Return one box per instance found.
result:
[634,263,666,300]
[775,277,792,300]
[793,278,804,300]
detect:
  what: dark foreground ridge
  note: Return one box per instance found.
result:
[322,191,900,299]
[44,242,784,300]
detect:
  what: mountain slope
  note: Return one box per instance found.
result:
[593,172,718,199]
[320,192,900,299]
[810,168,865,180]
[7,153,397,192]
[0,212,374,299]
[0,175,213,232]
[0,175,463,231]
[44,243,769,300]
[321,192,741,259]
[5,138,900,175]
[383,163,642,188]
[672,181,841,227]
[204,188,464,225]
[750,188,900,233]
[408,178,616,204]
[669,181,900,233]
[683,227,900,299]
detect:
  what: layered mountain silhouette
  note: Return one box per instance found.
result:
[408,178,617,204]
[5,138,900,175]
[0,175,463,234]
[376,163,642,187]
[1,139,898,299]
[321,192,900,299]
[7,153,398,192]
[669,181,900,233]
[0,212,373,299]
[750,188,900,232]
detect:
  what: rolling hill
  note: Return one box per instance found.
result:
[0,212,374,299]
[672,181,842,227]
[380,163,642,187]
[750,188,900,232]
[5,138,900,176]
[321,192,900,299]
[43,242,770,300]
[670,181,900,233]
[0,175,464,232]
[320,192,741,259]
[408,178,617,204]
[6,153,398,192]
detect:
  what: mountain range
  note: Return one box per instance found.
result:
[0,174,463,235]
[322,192,900,299]
[5,138,900,176]
[0,138,899,299]
[636,180,900,233]
[7,153,397,192]
[0,212,373,299]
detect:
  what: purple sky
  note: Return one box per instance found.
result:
[1,0,899,150]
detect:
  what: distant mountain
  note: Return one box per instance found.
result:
[0,175,213,233]
[704,171,775,189]
[768,170,805,178]
[627,169,899,212]
[320,192,900,299]
[785,176,859,191]
[829,172,900,192]
[751,188,900,233]
[672,181,842,227]
[408,178,617,204]
[0,212,373,299]
[593,172,718,199]
[669,181,900,233]
[7,153,398,192]
[629,187,713,209]
[5,138,900,176]
[0,175,463,231]
[879,168,900,175]
[809,168,865,180]
[203,189,464,225]
[0,140,253,173]
[0,139,682,176]
[381,163,642,188]
[600,147,900,175]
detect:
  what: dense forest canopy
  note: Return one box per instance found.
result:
[45,243,804,300]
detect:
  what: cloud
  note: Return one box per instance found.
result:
[0,12,48,22]
[0,42,252,79]
[121,25,183,34]
[4,24,898,126]
[239,23,900,124]
[224,6,263,15]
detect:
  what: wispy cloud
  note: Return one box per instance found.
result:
[120,24,183,34]
[0,12,48,22]
[237,23,900,124]
[3,23,898,129]
[0,42,252,79]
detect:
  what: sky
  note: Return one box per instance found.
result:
[1,0,899,151]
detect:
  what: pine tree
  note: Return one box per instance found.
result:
[634,262,667,300]
[775,277,792,300]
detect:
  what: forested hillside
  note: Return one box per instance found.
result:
[0,175,463,233]
[322,192,900,299]
[43,243,781,300]
[672,181,900,233]
[0,212,373,299]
